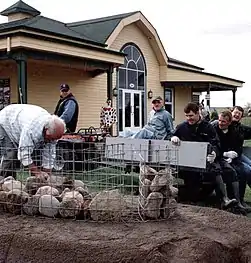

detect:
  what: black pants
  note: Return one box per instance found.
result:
[220,159,247,201]
[219,160,239,184]
[179,162,222,202]
[179,160,240,202]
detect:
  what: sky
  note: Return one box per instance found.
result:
[0,0,250,107]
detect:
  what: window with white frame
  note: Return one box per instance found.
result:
[118,44,146,131]
[164,88,174,116]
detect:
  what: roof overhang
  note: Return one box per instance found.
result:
[168,57,204,71]
[0,30,125,66]
[105,12,168,66]
[160,65,244,91]
[0,20,107,47]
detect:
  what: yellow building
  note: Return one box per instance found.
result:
[0,0,244,135]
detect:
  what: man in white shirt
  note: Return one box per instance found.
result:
[0,104,65,180]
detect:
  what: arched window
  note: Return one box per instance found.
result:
[117,44,146,132]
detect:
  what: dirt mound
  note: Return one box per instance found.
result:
[0,204,251,263]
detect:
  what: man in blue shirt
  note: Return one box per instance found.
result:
[54,84,79,133]
[123,96,174,140]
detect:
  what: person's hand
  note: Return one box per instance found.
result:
[42,168,52,176]
[171,136,180,145]
[223,151,238,159]
[36,171,49,181]
[29,164,49,182]
[206,151,216,163]
[225,157,232,164]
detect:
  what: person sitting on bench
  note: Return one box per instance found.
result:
[171,102,236,208]
[230,106,251,168]
[122,96,174,140]
[211,110,251,212]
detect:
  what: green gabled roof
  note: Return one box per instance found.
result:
[0,2,139,47]
[0,15,106,47]
[0,0,40,17]
[67,11,139,43]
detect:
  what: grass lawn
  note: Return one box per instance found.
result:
[245,187,251,202]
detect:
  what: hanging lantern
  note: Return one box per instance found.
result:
[148,89,153,99]
[112,87,118,97]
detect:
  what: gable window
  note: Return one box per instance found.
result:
[164,88,174,116]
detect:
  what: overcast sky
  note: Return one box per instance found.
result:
[0,0,250,107]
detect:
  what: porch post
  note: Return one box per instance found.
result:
[106,65,113,104]
[12,52,28,104]
[232,87,237,106]
[17,59,27,104]
[206,83,211,108]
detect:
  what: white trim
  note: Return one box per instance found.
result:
[119,67,145,73]
[136,55,142,64]
[118,44,147,131]
[105,12,168,66]
[127,59,138,70]
[122,89,142,132]
[164,88,174,116]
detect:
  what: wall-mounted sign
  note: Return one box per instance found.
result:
[205,94,210,100]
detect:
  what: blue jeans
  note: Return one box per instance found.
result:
[241,154,251,167]
[120,128,154,139]
[240,154,251,187]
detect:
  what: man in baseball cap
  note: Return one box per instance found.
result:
[54,84,79,133]
[152,96,163,103]
[59,83,70,92]
[129,94,173,140]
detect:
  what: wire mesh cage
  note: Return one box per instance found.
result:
[0,137,179,222]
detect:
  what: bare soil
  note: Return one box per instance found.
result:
[0,204,251,263]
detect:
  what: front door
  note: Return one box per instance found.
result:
[122,89,142,132]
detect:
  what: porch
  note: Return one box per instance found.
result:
[0,30,125,129]
[160,64,244,122]
[0,47,124,130]
[163,81,238,107]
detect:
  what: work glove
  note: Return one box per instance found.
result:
[223,151,238,159]
[171,136,180,145]
[225,157,232,164]
[206,151,216,163]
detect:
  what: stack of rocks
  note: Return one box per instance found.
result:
[0,175,92,219]
[139,164,178,219]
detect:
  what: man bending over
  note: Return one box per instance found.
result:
[0,104,65,180]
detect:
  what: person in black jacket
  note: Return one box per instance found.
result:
[211,110,251,211]
[231,106,251,166]
[54,84,79,133]
[171,102,236,208]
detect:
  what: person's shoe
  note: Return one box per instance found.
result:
[222,197,238,208]
[240,201,251,213]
